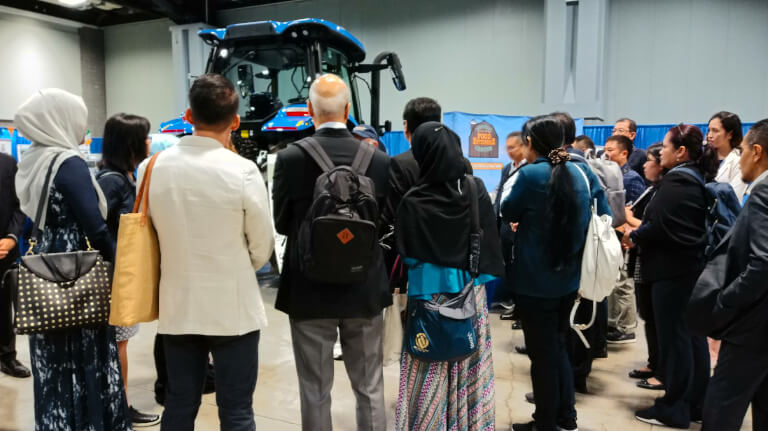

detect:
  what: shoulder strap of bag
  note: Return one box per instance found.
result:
[30,153,63,244]
[674,166,706,187]
[351,141,376,175]
[133,152,163,215]
[295,137,335,173]
[573,162,592,197]
[466,175,481,277]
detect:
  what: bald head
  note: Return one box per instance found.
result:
[308,74,351,126]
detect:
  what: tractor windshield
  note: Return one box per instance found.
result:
[212,42,355,122]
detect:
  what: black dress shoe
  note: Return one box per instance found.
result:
[515,345,527,355]
[593,347,608,359]
[574,378,588,394]
[129,406,161,427]
[628,369,654,379]
[0,359,31,378]
[525,391,535,404]
[636,378,664,390]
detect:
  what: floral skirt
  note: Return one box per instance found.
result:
[28,325,131,431]
[395,284,496,431]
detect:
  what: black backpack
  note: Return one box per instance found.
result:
[294,137,379,284]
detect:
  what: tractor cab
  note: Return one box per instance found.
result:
[160,18,405,165]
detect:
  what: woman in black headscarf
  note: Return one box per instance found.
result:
[394,122,504,431]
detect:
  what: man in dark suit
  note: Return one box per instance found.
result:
[380,97,442,226]
[702,119,768,431]
[272,74,391,431]
[0,152,31,378]
[494,132,525,315]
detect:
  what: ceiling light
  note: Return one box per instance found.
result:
[58,0,89,7]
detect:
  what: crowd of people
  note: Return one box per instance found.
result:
[0,72,767,431]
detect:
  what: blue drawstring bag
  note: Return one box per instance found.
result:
[404,176,482,362]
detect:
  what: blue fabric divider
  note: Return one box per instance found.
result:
[584,123,756,150]
[381,131,409,156]
[1,127,104,161]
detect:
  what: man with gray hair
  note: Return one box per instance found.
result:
[272,74,391,431]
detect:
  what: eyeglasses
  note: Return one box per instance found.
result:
[612,127,630,134]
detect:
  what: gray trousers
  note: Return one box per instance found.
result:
[289,315,386,431]
[608,264,637,334]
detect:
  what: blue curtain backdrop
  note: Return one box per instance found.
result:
[583,123,756,150]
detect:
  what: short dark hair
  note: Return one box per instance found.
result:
[616,117,637,133]
[506,131,522,140]
[550,111,576,146]
[403,97,441,134]
[746,118,768,155]
[709,111,743,150]
[605,134,634,154]
[574,135,595,151]
[189,73,239,128]
[100,113,150,173]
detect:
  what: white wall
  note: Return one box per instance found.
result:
[603,0,768,124]
[104,19,176,132]
[0,12,83,121]
[216,0,545,128]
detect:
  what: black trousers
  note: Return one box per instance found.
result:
[650,273,709,426]
[703,342,768,431]
[517,292,578,431]
[567,299,596,385]
[161,330,260,431]
[593,299,608,355]
[636,281,663,381]
[0,260,16,362]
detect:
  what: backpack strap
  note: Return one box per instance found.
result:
[295,137,335,173]
[351,141,376,175]
[674,166,706,187]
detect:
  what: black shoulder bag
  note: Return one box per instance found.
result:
[2,154,112,334]
[404,176,482,362]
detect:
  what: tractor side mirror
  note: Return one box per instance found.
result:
[387,53,406,91]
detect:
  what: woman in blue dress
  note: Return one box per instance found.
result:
[14,88,131,431]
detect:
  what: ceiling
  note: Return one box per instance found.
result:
[0,0,293,27]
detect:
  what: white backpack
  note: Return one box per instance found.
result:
[570,164,623,348]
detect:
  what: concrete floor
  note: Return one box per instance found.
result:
[0,286,753,430]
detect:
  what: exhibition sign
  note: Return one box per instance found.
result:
[443,112,583,191]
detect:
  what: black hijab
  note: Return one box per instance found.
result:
[396,122,504,277]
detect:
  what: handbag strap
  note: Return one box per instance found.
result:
[29,153,63,249]
[466,175,481,277]
[133,152,163,215]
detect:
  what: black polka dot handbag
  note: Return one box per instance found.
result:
[1,154,112,334]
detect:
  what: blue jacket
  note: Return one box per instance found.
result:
[501,158,611,298]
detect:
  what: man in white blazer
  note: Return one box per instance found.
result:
[139,73,274,431]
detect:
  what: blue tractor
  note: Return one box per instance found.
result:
[159,18,406,164]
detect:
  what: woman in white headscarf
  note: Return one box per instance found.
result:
[14,89,131,431]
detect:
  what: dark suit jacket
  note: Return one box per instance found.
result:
[381,149,420,227]
[0,153,25,269]
[631,167,708,282]
[711,179,768,352]
[272,127,392,318]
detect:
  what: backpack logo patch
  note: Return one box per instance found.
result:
[337,228,354,244]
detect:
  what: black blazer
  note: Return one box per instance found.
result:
[272,127,392,318]
[381,149,420,227]
[0,153,25,268]
[631,166,708,282]
[710,179,768,352]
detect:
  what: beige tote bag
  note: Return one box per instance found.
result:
[108,152,162,326]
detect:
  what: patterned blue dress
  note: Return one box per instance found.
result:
[27,159,131,431]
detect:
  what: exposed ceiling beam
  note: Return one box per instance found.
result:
[106,0,200,24]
